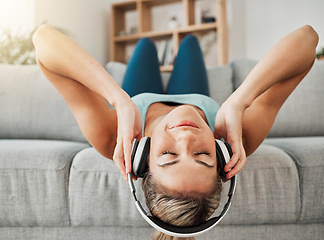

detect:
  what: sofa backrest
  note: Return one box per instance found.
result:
[1,59,322,142]
[107,59,324,138]
[0,64,86,142]
[231,59,324,137]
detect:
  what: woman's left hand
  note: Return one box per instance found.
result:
[113,96,142,181]
[214,100,247,180]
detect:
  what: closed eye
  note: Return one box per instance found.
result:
[162,151,177,156]
[194,151,210,156]
[195,160,214,168]
[163,151,210,156]
[159,160,179,167]
[158,152,214,168]
[159,160,214,168]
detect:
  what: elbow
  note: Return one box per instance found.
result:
[301,25,319,48]
[297,25,319,63]
[33,24,53,63]
[32,24,51,49]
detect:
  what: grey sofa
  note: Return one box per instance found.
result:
[0,59,323,240]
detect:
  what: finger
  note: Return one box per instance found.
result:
[132,173,138,181]
[123,138,132,175]
[113,141,127,181]
[213,126,226,140]
[224,136,243,171]
[114,159,127,181]
[226,155,247,179]
[214,133,222,140]
[136,132,143,141]
[224,151,239,172]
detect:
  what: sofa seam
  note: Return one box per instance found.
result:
[267,147,304,223]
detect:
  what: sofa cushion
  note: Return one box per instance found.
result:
[265,137,324,223]
[105,61,126,87]
[69,148,148,227]
[231,59,324,137]
[0,64,86,142]
[207,65,233,104]
[71,145,300,227]
[0,140,88,227]
[230,58,257,90]
[269,61,324,137]
[219,144,301,225]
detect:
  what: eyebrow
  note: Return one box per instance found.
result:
[158,160,214,168]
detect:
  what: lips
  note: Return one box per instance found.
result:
[170,120,199,129]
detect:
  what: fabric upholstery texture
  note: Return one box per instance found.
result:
[269,61,324,137]
[69,148,148,227]
[220,144,300,225]
[1,59,323,239]
[0,224,323,240]
[0,64,86,142]
[0,140,88,227]
[230,60,324,137]
[265,137,324,222]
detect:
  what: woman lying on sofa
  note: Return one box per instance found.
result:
[33,25,318,240]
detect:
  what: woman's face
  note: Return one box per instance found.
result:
[149,105,217,194]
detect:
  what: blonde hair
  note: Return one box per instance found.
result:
[142,173,222,240]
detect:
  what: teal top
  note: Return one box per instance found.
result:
[131,93,220,136]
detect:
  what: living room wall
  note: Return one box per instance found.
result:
[231,0,324,60]
[34,0,110,66]
[1,0,323,66]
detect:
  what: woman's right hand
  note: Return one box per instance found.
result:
[112,94,142,181]
[214,100,247,180]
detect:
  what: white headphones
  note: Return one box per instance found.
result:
[128,137,237,237]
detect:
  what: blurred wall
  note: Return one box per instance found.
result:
[229,0,324,60]
[1,0,323,66]
[34,0,110,65]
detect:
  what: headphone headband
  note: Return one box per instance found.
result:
[128,138,237,237]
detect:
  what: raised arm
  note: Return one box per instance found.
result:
[229,25,318,110]
[33,24,142,181]
[214,25,319,179]
[33,24,127,107]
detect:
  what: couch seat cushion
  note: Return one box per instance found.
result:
[220,144,300,225]
[69,148,148,227]
[265,137,324,223]
[72,145,300,227]
[0,140,88,227]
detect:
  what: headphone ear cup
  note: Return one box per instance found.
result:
[131,138,139,166]
[215,139,232,180]
[225,142,233,158]
[132,137,150,178]
[215,140,227,180]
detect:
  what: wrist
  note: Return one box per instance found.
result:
[225,90,252,112]
[107,85,130,109]
[111,91,133,112]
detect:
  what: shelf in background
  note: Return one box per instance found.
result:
[113,22,218,43]
[112,1,137,11]
[142,0,183,7]
[110,0,228,65]
[112,0,184,11]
